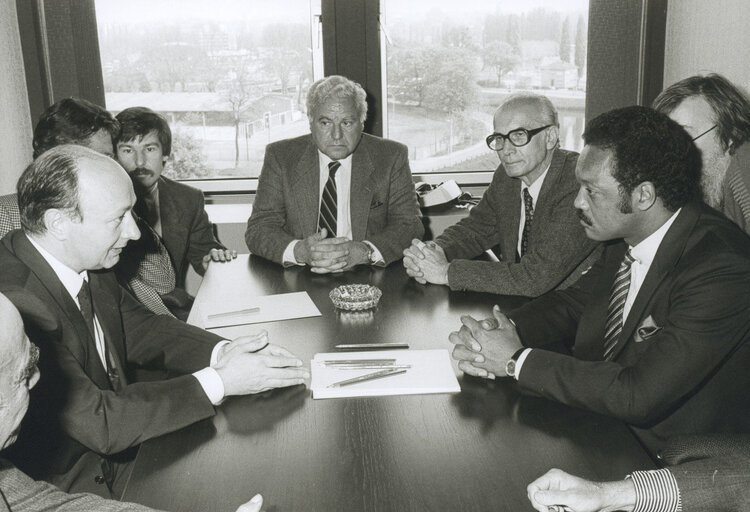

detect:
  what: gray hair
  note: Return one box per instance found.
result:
[499,93,560,127]
[306,75,368,125]
[17,145,105,234]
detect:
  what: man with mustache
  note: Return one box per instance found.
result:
[0,145,308,498]
[653,73,750,235]
[0,291,264,511]
[451,106,750,457]
[403,93,600,297]
[115,107,235,315]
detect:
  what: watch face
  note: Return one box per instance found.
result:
[505,359,516,377]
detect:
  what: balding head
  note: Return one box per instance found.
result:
[0,293,39,450]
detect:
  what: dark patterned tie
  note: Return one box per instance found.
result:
[318,161,340,238]
[520,188,534,257]
[603,251,636,361]
[77,280,121,391]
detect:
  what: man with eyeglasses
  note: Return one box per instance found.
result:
[653,73,750,235]
[403,93,599,297]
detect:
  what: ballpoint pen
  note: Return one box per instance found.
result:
[207,307,260,319]
[335,343,410,350]
[327,368,407,388]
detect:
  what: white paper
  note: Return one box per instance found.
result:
[311,349,461,399]
[202,291,321,329]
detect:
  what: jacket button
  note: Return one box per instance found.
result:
[656,451,664,460]
[95,475,105,484]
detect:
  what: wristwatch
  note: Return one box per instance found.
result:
[505,348,526,378]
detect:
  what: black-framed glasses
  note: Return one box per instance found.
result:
[692,124,717,141]
[486,125,552,151]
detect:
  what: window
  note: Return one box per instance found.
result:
[382,0,589,175]
[95,0,323,182]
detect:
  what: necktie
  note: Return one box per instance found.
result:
[77,280,121,391]
[603,251,636,360]
[318,161,340,238]
[520,188,534,257]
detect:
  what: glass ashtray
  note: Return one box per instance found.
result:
[329,284,382,311]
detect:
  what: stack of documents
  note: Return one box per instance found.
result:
[310,349,460,399]
[201,291,321,329]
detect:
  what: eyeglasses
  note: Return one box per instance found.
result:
[691,124,717,141]
[486,125,552,151]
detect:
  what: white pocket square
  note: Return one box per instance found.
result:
[634,315,662,342]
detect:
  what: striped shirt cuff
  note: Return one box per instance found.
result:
[630,468,682,512]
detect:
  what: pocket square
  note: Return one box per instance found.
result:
[634,315,662,342]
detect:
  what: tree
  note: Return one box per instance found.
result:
[223,64,261,168]
[506,15,521,56]
[559,18,571,63]
[574,15,587,78]
[483,41,519,86]
[165,128,210,180]
[422,46,478,117]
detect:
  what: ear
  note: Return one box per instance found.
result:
[544,125,560,150]
[42,209,72,241]
[632,181,657,211]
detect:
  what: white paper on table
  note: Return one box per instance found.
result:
[203,291,321,329]
[311,349,461,399]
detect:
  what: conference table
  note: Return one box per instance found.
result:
[123,254,655,512]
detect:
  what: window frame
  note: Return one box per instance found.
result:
[17,0,668,193]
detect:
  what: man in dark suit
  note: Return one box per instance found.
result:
[403,93,599,296]
[0,145,308,498]
[451,106,750,456]
[114,107,235,315]
[0,292,264,512]
[245,75,423,272]
[527,435,750,512]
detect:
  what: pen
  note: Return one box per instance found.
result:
[324,359,396,365]
[335,343,410,350]
[208,307,260,320]
[327,368,407,388]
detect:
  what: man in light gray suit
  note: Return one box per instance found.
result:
[245,75,423,272]
[0,290,263,511]
[403,93,600,297]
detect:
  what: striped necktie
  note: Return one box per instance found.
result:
[77,280,122,391]
[603,250,636,361]
[318,161,340,237]
[520,188,534,256]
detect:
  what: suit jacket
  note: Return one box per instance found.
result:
[0,194,21,239]
[155,176,224,288]
[0,458,154,511]
[508,202,750,455]
[723,141,750,236]
[436,149,600,296]
[0,231,221,492]
[245,133,424,265]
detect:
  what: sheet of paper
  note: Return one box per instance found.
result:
[311,349,460,399]
[202,291,321,329]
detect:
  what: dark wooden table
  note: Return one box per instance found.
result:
[123,255,654,512]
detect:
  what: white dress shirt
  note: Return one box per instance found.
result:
[514,208,682,380]
[27,235,228,404]
[283,151,384,265]
[517,166,550,256]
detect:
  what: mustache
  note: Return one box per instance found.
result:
[131,167,153,175]
[577,209,593,226]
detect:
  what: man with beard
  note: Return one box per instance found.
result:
[115,107,235,313]
[450,106,750,457]
[653,73,750,234]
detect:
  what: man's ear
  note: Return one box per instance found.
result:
[545,125,560,150]
[633,181,657,211]
[43,209,72,241]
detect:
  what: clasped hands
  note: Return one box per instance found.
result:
[403,239,449,285]
[294,228,371,273]
[214,330,310,396]
[449,305,523,380]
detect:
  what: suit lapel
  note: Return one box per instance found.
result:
[88,273,128,388]
[534,149,565,227]
[609,205,698,360]
[157,178,187,268]
[350,141,375,240]
[499,176,522,260]
[10,233,112,387]
[291,141,322,236]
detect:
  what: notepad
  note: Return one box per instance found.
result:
[310,349,460,399]
[202,291,321,328]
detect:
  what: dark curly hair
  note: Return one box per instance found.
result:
[115,107,172,157]
[32,98,118,159]
[583,106,701,212]
[653,73,750,155]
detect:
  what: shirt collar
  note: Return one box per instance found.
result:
[318,150,353,170]
[27,235,88,300]
[629,208,682,266]
[521,163,551,203]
